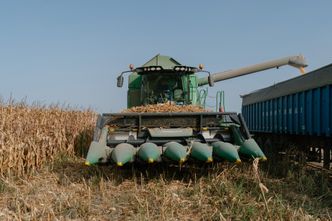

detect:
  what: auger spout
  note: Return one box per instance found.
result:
[198,55,307,86]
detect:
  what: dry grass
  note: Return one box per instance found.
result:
[0,100,330,220]
[0,157,330,220]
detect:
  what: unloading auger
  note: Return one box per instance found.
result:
[85,54,307,166]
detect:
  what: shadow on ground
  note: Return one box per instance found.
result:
[51,154,237,186]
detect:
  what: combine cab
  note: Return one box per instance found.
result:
[85,55,307,166]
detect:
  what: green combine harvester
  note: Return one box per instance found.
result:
[85,54,307,166]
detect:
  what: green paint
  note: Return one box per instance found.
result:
[212,141,240,162]
[190,142,213,162]
[137,143,161,163]
[239,138,266,159]
[126,55,200,108]
[163,142,187,163]
[111,143,136,166]
[230,125,245,146]
[85,126,112,165]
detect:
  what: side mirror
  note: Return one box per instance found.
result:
[208,75,214,87]
[117,75,124,87]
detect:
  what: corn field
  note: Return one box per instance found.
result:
[0,100,330,220]
[0,100,96,176]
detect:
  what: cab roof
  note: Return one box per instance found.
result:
[142,54,181,69]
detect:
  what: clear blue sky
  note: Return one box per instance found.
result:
[1,1,331,112]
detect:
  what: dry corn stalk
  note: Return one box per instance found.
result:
[0,101,96,176]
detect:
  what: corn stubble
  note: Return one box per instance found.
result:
[1,160,328,220]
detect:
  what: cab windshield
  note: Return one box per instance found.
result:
[142,73,185,104]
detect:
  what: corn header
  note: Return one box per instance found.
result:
[85,54,307,166]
